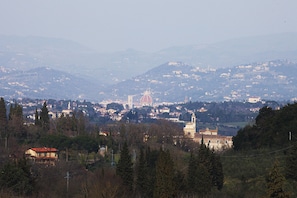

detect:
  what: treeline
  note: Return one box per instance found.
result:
[233,103,297,150]
[115,141,223,198]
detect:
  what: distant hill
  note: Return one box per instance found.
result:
[1,59,297,103]
[0,66,100,101]
[1,33,297,84]
[103,60,297,103]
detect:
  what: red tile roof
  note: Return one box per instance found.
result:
[30,147,58,153]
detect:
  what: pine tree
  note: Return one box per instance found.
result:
[116,141,133,192]
[40,102,49,131]
[153,149,175,198]
[266,160,290,198]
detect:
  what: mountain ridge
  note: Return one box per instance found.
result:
[1,59,297,103]
[1,33,297,83]
[103,59,297,103]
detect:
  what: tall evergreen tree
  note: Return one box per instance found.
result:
[210,150,224,190]
[187,142,223,196]
[145,147,159,198]
[187,151,197,194]
[116,141,133,192]
[40,102,49,131]
[136,147,149,197]
[34,108,41,127]
[195,163,212,196]
[8,103,25,139]
[153,149,175,198]
[266,160,290,198]
[0,97,8,148]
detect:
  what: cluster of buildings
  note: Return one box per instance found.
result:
[183,113,233,150]
[16,90,239,166]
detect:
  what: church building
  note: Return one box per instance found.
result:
[183,113,233,150]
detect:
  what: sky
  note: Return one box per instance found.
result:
[1,0,297,53]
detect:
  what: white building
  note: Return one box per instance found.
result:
[183,114,233,150]
[183,113,196,139]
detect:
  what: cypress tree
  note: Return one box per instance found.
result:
[266,160,290,198]
[136,147,149,197]
[154,149,175,198]
[40,102,49,131]
[8,103,25,139]
[0,97,7,133]
[210,150,224,190]
[145,147,158,198]
[187,151,197,194]
[187,141,222,196]
[0,97,8,148]
[116,141,133,192]
[195,163,212,196]
[34,108,40,126]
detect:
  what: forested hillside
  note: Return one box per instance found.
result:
[233,103,297,150]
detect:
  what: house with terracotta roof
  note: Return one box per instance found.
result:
[25,147,58,165]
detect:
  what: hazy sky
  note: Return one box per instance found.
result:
[1,0,297,52]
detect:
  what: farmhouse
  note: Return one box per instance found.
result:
[25,147,58,165]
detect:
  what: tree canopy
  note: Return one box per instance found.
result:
[233,103,297,150]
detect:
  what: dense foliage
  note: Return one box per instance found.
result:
[233,103,297,150]
[0,158,35,196]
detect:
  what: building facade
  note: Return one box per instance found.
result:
[183,113,196,139]
[183,114,233,150]
[25,147,58,165]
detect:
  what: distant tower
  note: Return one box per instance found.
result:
[185,96,188,103]
[183,113,196,138]
[128,95,133,109]
[67,102,71,110]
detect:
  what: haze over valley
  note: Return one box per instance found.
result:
[1,1,297,103]
[1,33,297,103]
